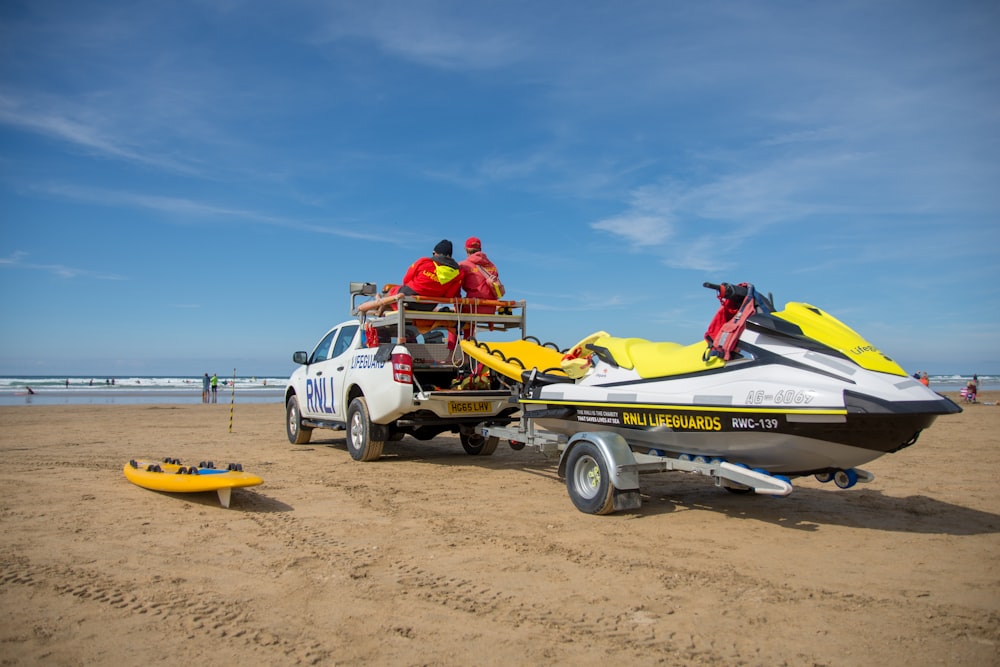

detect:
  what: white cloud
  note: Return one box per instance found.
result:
[591,214,673,246]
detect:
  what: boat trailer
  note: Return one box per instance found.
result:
[479,418,874,515]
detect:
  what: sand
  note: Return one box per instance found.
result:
[1,393,998,666]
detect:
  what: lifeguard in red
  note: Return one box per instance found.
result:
[389,239,464,311]
[460,236,504,314]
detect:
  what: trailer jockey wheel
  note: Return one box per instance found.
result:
[460,433,499,456]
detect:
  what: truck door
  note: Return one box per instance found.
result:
[301,323,359,420]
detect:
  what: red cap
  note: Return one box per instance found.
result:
[465,236,482,251]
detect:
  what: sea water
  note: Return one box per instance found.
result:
[0,373,996,407]
[0,375,287,406]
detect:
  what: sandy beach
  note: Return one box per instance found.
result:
[1,393,997,666]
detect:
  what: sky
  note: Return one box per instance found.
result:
[1,0,998,378]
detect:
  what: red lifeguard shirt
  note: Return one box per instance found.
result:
[400,256,464,299]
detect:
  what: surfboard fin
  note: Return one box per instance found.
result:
[217,488,232,508]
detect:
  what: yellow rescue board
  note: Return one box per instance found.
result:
[124,459,263,508]
[460,339,569,382]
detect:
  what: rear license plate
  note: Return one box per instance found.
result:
[448,401,492,415]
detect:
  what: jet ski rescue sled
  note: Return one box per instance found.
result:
[463,282,960,514]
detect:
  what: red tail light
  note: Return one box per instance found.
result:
[391,352,413,384]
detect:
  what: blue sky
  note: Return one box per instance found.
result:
[1,0,998,377]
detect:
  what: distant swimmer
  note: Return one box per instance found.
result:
[26,386,35,395]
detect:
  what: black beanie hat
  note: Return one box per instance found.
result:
[433,239,453,256]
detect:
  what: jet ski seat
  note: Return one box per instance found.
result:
[586,336,662,370]
[589,335,724,379]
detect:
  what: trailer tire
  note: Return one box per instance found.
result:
[564,441,615,515]
[461,433,499,456]
[286,395,312,444]
[347,397,384,462]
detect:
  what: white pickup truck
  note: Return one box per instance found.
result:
[284,282,525,460]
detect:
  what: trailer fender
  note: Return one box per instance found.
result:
[558,432,640,491]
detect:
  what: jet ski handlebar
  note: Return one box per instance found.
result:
[703,282,747,300]
[704,281,775,312]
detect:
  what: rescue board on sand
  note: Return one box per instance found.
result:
[124,458,263,508]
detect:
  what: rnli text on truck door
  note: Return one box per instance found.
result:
[301,324,360,418]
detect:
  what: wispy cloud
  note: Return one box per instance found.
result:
[0,251,127,280]
[35,183,410,244]
[314,2,525,70]
[0,92,205,176]
[592,214,673,246]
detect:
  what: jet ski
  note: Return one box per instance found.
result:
[461,281,960,492]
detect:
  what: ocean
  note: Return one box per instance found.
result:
[0,375,287,406]
[0,373,996,407]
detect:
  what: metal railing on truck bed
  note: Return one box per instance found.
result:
[349,281,526,344]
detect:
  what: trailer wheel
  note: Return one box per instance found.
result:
[461,433,499,456]
[347,397,384,461]
[565,441,615,515]
[286,395,312,444]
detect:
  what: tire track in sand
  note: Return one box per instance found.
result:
[0,556,328,665]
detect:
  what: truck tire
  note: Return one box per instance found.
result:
[347,397,384,462]
[286,395,312,444]
[461,433,499,456]
[564,441,615,515]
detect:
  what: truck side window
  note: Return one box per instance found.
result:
[332,325,359,359]
[310,330,337,364]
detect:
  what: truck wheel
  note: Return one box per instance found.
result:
[564,441,615,515]
[461,433,499,456]
[286,395,312,444]
[347,397,384,462]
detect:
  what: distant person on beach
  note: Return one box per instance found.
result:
[966,376,978,403]
[920,372,930,387]
[26,386,34,395]
[211,373,218,403]
[202,373,210,403]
